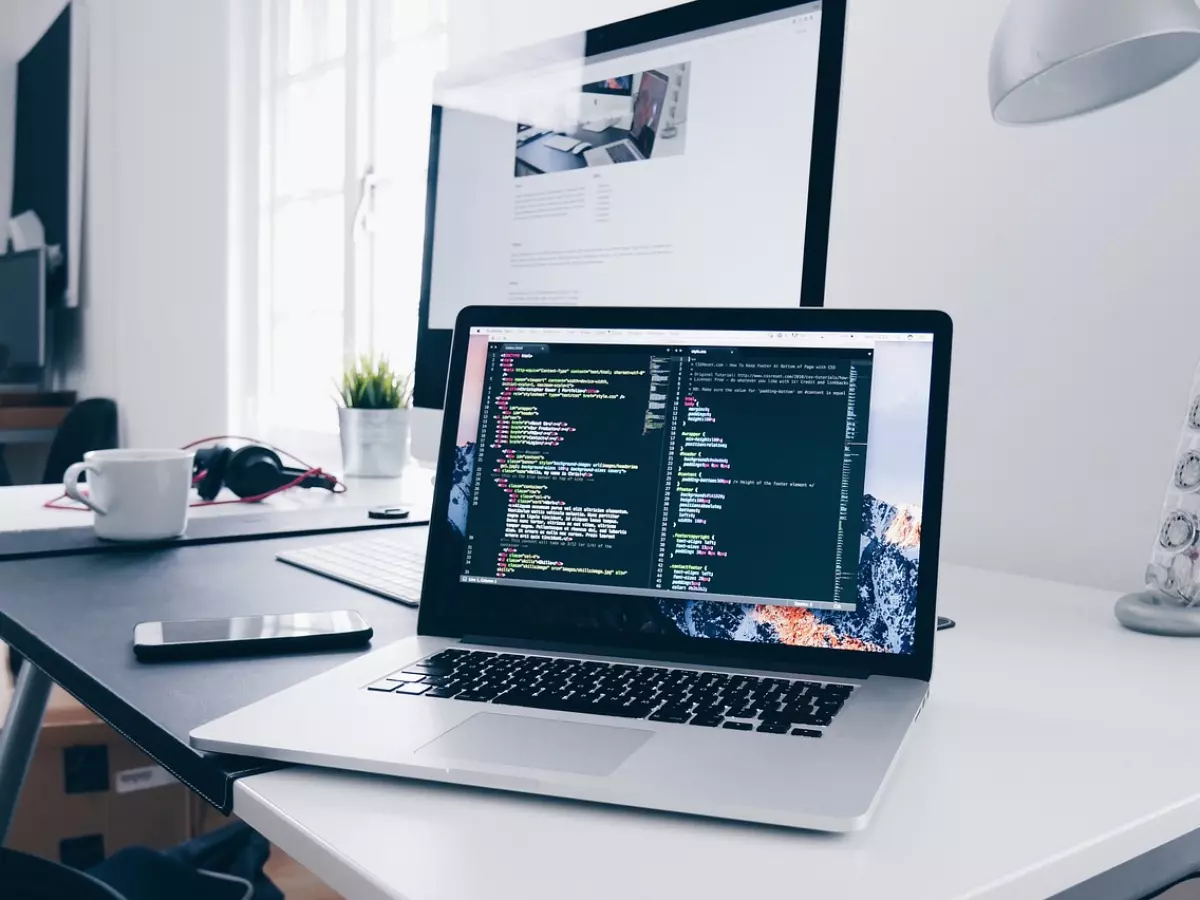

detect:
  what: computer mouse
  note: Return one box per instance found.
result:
[571,143,592,155]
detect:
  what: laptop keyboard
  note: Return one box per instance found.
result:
[606,143,638,164]
[368,648,854,736]
[277,535,424,607]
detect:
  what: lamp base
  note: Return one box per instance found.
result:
[1114,590,1200,636]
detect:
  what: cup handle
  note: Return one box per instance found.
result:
[64,462,107,515]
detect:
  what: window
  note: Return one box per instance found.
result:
[256,0,447,435]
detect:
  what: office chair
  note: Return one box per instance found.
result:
[41,398,119,485]
[6,399,120,679]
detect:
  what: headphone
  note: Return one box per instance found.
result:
[192,444,340,501]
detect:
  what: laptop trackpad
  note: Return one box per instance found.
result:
[416,713,653,776]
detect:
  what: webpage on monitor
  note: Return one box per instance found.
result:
[427,3,825,330]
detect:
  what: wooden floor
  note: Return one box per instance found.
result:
[265,845,344,900]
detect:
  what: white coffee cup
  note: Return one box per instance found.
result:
[63,449,195,541]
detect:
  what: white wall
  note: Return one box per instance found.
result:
[73,0,233,448]
[826,0,1200,592]
[0,63,14,224]
[0,0,70,63]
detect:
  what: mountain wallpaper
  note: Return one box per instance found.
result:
[658,494,920,653]
[448,442,476,538]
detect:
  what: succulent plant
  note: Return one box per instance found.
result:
[336,355,413,410]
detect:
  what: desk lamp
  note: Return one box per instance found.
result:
[989,0,1200,634]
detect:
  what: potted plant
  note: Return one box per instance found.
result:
[336,356,414,477]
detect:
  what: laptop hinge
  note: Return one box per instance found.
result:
[461,634,876,681]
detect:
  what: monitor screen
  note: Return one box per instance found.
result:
[443,324,934,656]
[417,0,840,407]
[0,250,46,373]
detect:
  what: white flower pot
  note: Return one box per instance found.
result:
[338,407,411,478]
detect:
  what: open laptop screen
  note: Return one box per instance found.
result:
[444,325,934,656]
[628,70,670,158]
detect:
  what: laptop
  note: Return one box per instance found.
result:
[191,306,952,832]
[583,70,670,166]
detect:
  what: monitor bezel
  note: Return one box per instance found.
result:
[418,305,951,684]
[414,0,847,409]
[0,248,48,380]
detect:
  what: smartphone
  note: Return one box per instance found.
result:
[133,610,372,662]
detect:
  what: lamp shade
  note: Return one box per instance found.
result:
[990,0,1200,124]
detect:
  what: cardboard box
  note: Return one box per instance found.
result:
[1,649,191,868]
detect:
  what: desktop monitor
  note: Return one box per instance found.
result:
[582,74,634,96]
[0,249,47,380]
[414,0,847,409]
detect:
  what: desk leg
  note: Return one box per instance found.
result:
[0,663,52,844]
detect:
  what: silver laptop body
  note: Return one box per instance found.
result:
[192,306,952,832]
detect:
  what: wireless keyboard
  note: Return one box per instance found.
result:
[277,533,425,607]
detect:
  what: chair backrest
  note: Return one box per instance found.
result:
[0,847,128,900]
[41,398,119,485]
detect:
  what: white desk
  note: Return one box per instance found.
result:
[4,483,1200,900]
[0,469,435,535]
[230,566,1200,900]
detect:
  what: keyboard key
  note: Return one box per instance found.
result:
[791,728,823,738]
[424,687,461,698]
[722,722,753,731]
[757,720,790,734]
[367,680,398,692]
[394,682,431,695]
[689,715,724,728]
[789,711,832,727]
[391,671,427,683]
[648,710,691,724]
[609,702,655,718]
[403,664,453,676]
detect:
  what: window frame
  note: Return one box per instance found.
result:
[239,0,444,454]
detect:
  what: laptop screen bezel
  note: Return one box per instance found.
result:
[418,306,951,683]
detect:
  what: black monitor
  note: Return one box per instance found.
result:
[0,249,47,381]
[414,0,847,409]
